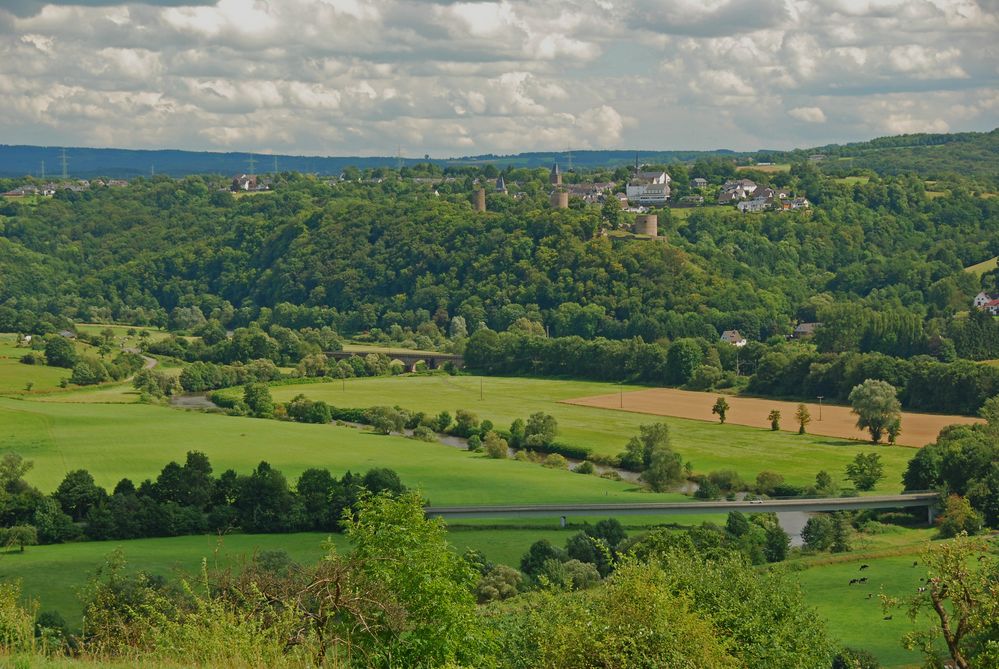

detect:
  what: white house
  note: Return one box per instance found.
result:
[737,197,771,213]
[627,170,671,202]
[634,183,671,206]
[974,292,999,315]
[720,330,747,347]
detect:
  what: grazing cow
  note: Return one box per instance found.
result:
[866,593,873,599]
[859,564,869,570]
[917,587,927,593]
[849,578,859,585]
[979,555,988,561]
[859,577,868,583]
[912,561,918,567]
[883,615,893,621]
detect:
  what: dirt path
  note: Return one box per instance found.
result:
[562,388,981,447]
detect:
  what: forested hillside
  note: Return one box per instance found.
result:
[1,161,997,343]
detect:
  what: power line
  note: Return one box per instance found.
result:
[247,154,257,176]
[60,148,68,179]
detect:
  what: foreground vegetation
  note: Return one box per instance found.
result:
[1,493,994,669]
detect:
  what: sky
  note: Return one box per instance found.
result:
[1,0,997,157]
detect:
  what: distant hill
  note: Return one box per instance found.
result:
[760,128,999,184]
[0,144,747,179]
[1,128,995,180]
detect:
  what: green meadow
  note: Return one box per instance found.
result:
[258,375,917,493]
[0,397,672,505]
[794,538,941,668]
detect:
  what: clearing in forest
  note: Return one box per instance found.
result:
[562,387,981,447]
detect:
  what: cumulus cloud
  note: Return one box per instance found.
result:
[788,106,827,123]
[0,0,995,155]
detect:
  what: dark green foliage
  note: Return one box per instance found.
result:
[242,383,274,418]
[832,647,881,669]
[845,453,885,491]
[43,336,76,368]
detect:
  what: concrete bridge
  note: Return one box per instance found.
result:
[326,349,463,372]
[425,492,940,527]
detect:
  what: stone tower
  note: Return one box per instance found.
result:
[473,188,486,212]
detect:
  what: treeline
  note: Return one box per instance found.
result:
[465,329,997,415]
[0,451,406,546]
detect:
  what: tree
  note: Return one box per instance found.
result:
[794,404,811,434]
[936,494,983,538]
[802,515,835,552]
[767,409,781,431]
[2,525,37,552]
[364,405,405,434]
[44,336,77,369]
[520,539,564,577]
[242,383,274,418]
[814,470,836,496]
[883,534,999,669]
[642,447,683,492]
[845,452,885,491]
[54,469,106,521]
[345,492,482,667]
[848,379,902,444]
[886,418,902,445]
[482,431,508,459]
[764,524,790,562]
[666,338,704,385]
[712,397,730,424]
[524,412,558,447]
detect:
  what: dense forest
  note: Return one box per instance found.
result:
[2,131,999,413]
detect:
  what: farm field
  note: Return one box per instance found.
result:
[565,387,980,448]
[965,255,998,277]
[262,375,920,493]
[0,396,669,505]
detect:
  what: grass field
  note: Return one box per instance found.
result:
[0,396,674,505]
[965,255,998,277]
[260,375,918,493]
[736,163,791,173]
[796,541,939,668]
[834,176,871,185]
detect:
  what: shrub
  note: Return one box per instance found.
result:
[467,434,482,451]
[411,425,437,442]
[542,453,568,469]
[483,431,508,459]
[574,461,596,475]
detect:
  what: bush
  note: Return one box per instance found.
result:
[411,425,437,442]
[542,453,568,469]
[574,461,595,475]
[832,647,880,669]
[467,434,482,451]
[483,431,508,459]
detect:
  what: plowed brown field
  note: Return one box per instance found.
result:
[562,388,981,447]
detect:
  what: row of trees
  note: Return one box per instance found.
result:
[0,451,407,546]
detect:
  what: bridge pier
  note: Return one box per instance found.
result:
[560,515,567,528]
[928,505,937,525]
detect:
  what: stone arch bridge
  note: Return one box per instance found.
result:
[326,350,463,372]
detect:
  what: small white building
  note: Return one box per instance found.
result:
[720,330,747,347]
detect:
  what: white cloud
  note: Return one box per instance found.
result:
[788,106,827,123]
[0,0,994,155]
